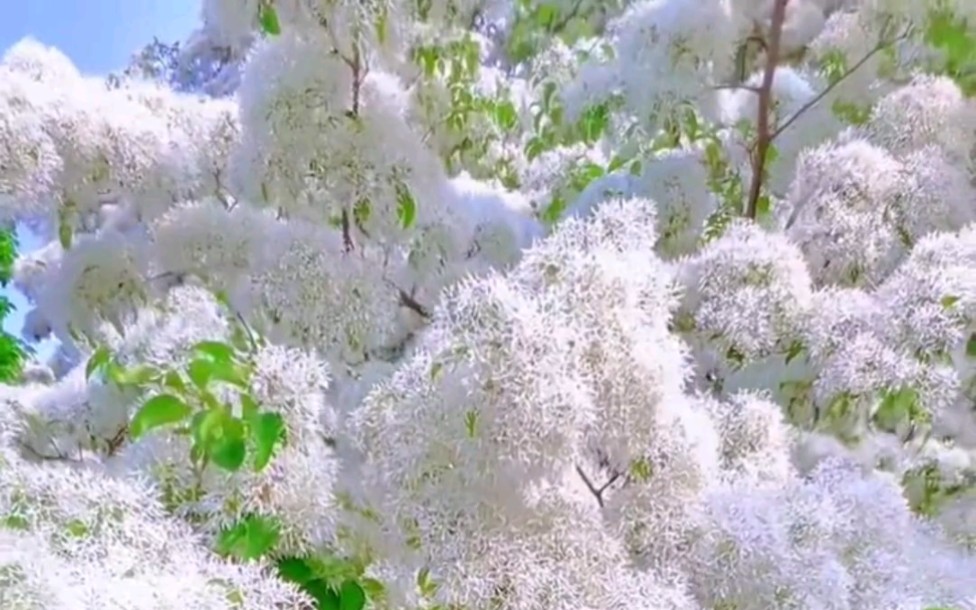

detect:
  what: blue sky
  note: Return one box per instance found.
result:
[1,0,200,357]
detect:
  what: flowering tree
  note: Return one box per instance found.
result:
[2,0,976,608]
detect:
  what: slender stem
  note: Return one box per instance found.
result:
[771,37,894,142]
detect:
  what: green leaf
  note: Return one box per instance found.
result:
[240,393,260,420]
[941,295,961,309]
[130,395,191,439]
[464,410,478,438]
[630,457,653,482]
[216,514,281,560]
[756,194,772,217]
[493,100,518,131]
[967,332,976,357]
[535,3,560,30]
[540,195,567,225]
[395,183,417,229]
[578,103,609,143]
[417,567,437,597]
[192,341,235,363]
[213,437,247,471]
[276,557,316,584]
[163,370,186,392]
[258,2,281,36]
[524,136,546,161]
[316,588,342,610]
[0,228,18,287]
[194,358,248,389]
[212,417,247,471]
[250,412,285,471]
[360,578,385,601]
[191,408,224,449]
[375,7,389,45]
[785,340,804,365]
[339,580,366,610]
[65,519,89,538]
[114,363,160,387]
[85,347,111,380]
[874,387,923,431]
[58,206,74,249]
[188,358,213,389]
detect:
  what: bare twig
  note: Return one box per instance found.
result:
[771,33,903,142]
[398,288,431,319]
[744,0,790,220]
[19,440,75,462]
[780,25,911,231]
[105,425,128,456]
[575,464,621,508]
[341,208,354,252]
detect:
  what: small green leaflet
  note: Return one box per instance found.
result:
[130,395,191,439]
[0,228,17,286]
[941,295,961,309]
[493,100,518,131]
[58,205,74,249]
[338,580,366,610]
[188,356,249,390]
[873,387,923,431]
[113,363,161,387]
[85,347,111,379]
[249,412,285,471]
[395,183,417,229]
[189,407,247,471]
[212,437,247,471]
[192,340,236,363]
[188,358,213,389]
[259,3,281,36]
[464,410,478,438]
[966,332,976,358]
[275,557,370,609]
[216,514,281,560]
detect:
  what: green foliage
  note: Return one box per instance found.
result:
[216,514,282,560]
[88,328,285,475]
[0,227,25,383]
[872,386,928,433]
[57,204,74,249]
[925,8,976,95]
[395,182,417,229]
[275,554,377,610]
[250,412,286,471]
[0,228,16,286]
[259,2,282,36]
[129,394,192,439]
[904,463,974,517]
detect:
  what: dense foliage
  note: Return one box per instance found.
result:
[2,0,976,608]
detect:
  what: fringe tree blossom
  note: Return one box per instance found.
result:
[1,0,976,609]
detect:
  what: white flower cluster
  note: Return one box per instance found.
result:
[0,0,975,608]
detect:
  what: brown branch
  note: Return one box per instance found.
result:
[744,0,789,220]
[575,465,620,508]
[105,425,128,456]
[398,288,431,319]
[341,208,354,252]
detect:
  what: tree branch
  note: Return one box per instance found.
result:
[575,464,620,508]
[744,0,789,220]
[771,31,904,142]
[398,288,431,319]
